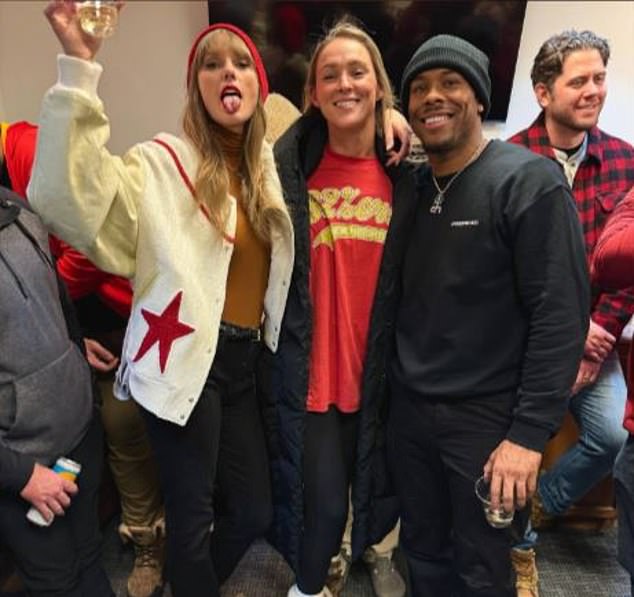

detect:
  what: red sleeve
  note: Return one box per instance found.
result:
[592,187,634,292]
[56,241,133,317]
[97,277,133,318]
[4,121,37,199]
[55,240,108,299]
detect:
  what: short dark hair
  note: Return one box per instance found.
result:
[531,30,610,89]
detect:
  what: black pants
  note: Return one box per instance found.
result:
[0,413,113,597]
[141,332,272,597]
[388,383,520,597]
[297,406,359,593]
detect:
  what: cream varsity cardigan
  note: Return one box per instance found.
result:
[28,55,294,426]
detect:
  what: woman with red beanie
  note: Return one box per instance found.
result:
[29,3,294,596]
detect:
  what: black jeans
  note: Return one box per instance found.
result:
[0,412,113,597]
[388,382,521,597]
[297,406,359,593]
[141,330,272,597]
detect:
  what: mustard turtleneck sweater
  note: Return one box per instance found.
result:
[216,126,271,329]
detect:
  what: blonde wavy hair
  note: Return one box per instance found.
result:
[183,29,285,241]
[303,18,395,139]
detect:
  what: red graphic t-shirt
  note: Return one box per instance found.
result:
[307,146,392,413]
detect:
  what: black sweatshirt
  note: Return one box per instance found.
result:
[392,140,589,452]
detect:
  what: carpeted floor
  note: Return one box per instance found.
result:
[538,526,631,597]
[102,520,631,596]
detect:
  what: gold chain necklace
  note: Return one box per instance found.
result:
[429,138,489,215]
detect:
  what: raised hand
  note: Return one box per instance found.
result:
[44,0,117,60]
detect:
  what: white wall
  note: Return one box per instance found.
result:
[2,1,633,148]
[0,1,208,153]
[505,1,634,143]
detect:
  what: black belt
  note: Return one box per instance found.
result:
[219,321,261,342]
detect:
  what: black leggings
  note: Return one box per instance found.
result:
[141,333,271,597]
[297,406,359,593]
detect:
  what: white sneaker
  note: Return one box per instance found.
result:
[287,583,333,597]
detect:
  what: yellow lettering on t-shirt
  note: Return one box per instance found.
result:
[308,186,392,250]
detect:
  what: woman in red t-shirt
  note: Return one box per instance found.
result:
[271,19,417,597]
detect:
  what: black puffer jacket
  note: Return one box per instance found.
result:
[265,112,418,570]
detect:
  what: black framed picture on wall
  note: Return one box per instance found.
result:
[207,0,527,121]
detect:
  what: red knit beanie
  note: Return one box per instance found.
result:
[186,23,269,101]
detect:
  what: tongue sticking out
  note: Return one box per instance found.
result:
[222,94,241,114]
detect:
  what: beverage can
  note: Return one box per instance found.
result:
[26,457,81,527]
[52,457,82,481]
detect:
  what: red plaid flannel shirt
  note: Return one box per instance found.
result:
[508,112,634,338]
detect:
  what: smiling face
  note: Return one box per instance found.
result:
[197,30,259,134]
[309,36,383,140]
[536,48,607,141]
[408,68,482,160]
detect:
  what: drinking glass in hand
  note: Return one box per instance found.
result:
[474,475,515,529]
[77,1,118,38]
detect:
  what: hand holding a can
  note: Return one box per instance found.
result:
[20,462,78,525]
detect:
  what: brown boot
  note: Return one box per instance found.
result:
[511,547,539,597]
[325,548,351,597]
[119,519,165,597]
[530,490,554,530]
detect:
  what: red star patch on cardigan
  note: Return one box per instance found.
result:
[132,291,195,373]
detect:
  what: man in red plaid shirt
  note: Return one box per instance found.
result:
[508,30,634,597]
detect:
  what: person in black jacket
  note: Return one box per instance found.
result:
[269,19,417,597]
[390,34,590,597]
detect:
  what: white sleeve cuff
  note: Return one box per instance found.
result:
[57,54,103,98]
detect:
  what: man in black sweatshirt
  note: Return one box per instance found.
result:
[388,35,589,596]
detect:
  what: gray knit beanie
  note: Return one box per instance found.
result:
[400,34,491,118]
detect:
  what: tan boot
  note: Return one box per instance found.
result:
[325,548,351,597]
[511,548,539,597]
[119,519,165,597]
